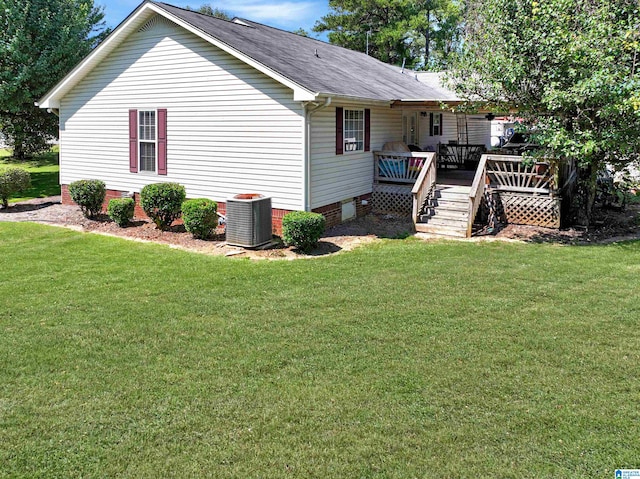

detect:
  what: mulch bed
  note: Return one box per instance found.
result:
[1,196,639,259]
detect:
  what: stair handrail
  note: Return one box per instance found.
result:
[411,152,437,226]
[467,154,489,237]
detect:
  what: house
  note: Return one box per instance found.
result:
[38,0,492,234]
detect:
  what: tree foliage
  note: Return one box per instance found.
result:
[0,0,108,160]
[313,0,464,69]
[186,3,231,20]
[448,0,640,223]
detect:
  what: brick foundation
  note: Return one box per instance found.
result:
[62,185,148,219]
[312,193,372,229]
[61,185,372,235]
[61,185,295,235]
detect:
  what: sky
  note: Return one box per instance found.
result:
[100,0,330,37]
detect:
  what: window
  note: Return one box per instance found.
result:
[430,112,443,137]
[344,109,364,152]
[139,110,156,172]
[335,107,370,155]
[129,109,167,175]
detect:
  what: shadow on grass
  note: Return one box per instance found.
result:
[19,170,61,199]
[0,200,59,213]
[2,150,59,167]
[302,241,343,256]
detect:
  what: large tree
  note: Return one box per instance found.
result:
[0,0,108,160]
[406,0,465,70]
[313,0,464,69]
[448,0,640,224]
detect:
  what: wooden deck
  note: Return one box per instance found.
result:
[435,169,475,187]
[372,152,576,236]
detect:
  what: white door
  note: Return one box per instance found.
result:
[402,112,419,147]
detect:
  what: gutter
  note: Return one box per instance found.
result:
[34,102,59,117]
[303,97,332,211]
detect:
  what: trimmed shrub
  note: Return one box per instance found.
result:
[107,197,135,227]
[281,211,326,253]
[140,182,186,230]
[0,167,31,208]
[68,179,106,218]
[182,198,218,239]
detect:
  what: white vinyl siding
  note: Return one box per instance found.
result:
[59,15,303,210]
[466,115,492,146]
[418,111,457,150]
[416,111,491,150]
[310,104,401,209]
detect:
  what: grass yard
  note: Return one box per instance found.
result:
[1,223,639,478]
[0,148,60,202]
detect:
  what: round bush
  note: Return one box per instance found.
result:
[281,211,326,253]
[140,182,186,230]
[107,197,135,227]
[182,198,218,239]
[0,167,31,208]
[68,179,106,218]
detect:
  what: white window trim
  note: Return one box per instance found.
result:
[139,109,158,173]
[433,113,442,137]
[343,108,365,154]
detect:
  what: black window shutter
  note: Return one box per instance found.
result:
[336,107,344,155]
[439,113,443,136]
[364,109,371,152]
[429,112,434,137]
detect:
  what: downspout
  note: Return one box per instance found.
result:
[303,97,332,211]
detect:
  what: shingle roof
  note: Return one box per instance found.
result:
[153,2,454,103]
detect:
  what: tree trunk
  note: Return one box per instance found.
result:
[424,9,430,67]
[12,142,26,161]
[574,163,599,228]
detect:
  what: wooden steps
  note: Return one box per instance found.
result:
[415,184,470,237]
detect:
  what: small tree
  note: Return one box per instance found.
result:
[281,211,326,253]
[107,197,135,227]
[0,167,31,208]
[68,179,106,218]
[182,198,218,239]
[140,183,186,230]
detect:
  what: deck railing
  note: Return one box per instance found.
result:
[467,154,489,237]
[410,152,437,225]
[467,154,560,235]
[373,151,435,184]
[484,155,555,194]
[438,143,486,169]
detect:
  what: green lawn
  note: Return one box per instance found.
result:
[1,223,639,478]
[0,147,60,202]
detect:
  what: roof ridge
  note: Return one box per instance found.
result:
[152,1,241,27]
[230,17,341,49]
[154,2,379,63]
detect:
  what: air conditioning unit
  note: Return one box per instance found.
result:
[225,194,272,247]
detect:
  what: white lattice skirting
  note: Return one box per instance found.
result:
[372,184,413,216]
[498,192,561,228]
